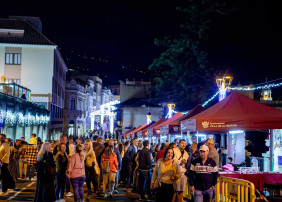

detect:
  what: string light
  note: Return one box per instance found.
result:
[202,80,282,107]
[202,91,219,107]
[228,81,282,91]
[0,110,50,126]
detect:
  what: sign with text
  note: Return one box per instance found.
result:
[181,119,196,132]
[229,183,238,197]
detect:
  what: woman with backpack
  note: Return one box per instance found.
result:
[85,139,99,198]
[67,144,85,202]
[101,145,118,199]
[34,142,56,202]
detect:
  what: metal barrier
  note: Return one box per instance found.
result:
[215,176,256,202]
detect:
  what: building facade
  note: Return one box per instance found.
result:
[0,17,67,140]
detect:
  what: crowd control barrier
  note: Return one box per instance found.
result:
[215,176,256,202]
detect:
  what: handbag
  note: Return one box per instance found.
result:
[43,158,56,176]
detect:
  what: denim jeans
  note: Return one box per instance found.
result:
[194,189,214,202]
[139,170,152,199]
[70,177,86,201]
[103,171,116,195]
[55,173,66,200]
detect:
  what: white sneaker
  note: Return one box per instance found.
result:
[31,178,36,181]
[26,177,30,181]
[66,192,73,197]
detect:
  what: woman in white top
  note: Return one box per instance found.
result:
[151,147,180,202]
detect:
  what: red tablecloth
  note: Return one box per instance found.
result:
[220,172,282,191]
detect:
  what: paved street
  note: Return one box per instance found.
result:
[0,179,152,201]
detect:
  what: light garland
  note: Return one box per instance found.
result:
[0,109,50,126]
[228,81,282,91]
[202,80,282,107]
[202,91,219,107]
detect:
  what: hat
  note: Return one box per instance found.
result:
[199,145,209,152]
[207,138,215,144]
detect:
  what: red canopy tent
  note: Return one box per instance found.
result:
[145,117,167,137]
[121,127,137,139]
[181,91,282,132]
[160,105,205,135]
[136,121,156,137]
[129,123,148,138]
[150,112,183,136]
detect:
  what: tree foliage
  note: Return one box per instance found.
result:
[149,0,236,110]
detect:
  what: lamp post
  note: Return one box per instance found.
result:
[166,103,175,119]
[147,112,152,124]
[216,76,232,101]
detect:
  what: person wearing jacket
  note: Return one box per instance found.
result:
[54,143,68,201]
[67,144,85,202]
[101,145,118,199]
[125,138,138,188]
[108,139,122,193]
[85,139,98,198]
[137,140,153,200]
[151,147,180,202]
[93,137,105,196]
[34,142,56,202]
[189,145,219,202]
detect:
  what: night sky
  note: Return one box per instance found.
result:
[1,1,282,87]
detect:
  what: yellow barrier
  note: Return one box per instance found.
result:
[215,176,256,202]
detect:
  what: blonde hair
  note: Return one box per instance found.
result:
[37,142,50,161]
[85,139,93,155]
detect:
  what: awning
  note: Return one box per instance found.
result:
[181,91,282,132]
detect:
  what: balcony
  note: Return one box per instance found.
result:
[0,82,31,101]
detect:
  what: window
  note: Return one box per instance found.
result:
[5,53,21,65]
[70,98,75,110]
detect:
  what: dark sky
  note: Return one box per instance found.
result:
[1,1,282,86]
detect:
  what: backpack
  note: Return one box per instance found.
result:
[101,158,110,173]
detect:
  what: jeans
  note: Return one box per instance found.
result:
[103,171,116,195]
[114,169,119,190]
[27,164,35,178]
[194,189,214,202]
[126,163,133,188]
[66,176,71,193]
[55,173,66,200]
[70,177,86,201]
[139,170,152,199]
[19,161,27,177]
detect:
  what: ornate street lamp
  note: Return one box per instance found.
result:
[166,103,175,119]
[147,112,152,124]
[216,76,233,101]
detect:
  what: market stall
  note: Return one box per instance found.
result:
[181,91,282,171]
[159,104,205,143]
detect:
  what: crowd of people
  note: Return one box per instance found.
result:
[0,133,221,202]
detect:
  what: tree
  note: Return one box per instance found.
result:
[149,0,236,111]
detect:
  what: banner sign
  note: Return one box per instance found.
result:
[181,119,196,132]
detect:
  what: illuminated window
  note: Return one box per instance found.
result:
[5,53,21,65]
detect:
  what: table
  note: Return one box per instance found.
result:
[220,172,282,191]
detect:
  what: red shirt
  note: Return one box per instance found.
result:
[156,149,164,160]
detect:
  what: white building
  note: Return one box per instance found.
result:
[0,16,67,140]
[63,79,87,137]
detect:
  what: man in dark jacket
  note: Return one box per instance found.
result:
[125,137,138,189]
[189,145,218,202]
[93,137,104,195]
[137,140,153,200]
[109,139,122,193]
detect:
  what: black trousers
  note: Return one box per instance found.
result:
[0,163,15,192]
[85,166,98,193]
[156,182,174,202]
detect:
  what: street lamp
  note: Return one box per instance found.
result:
[147,112,152,124]
[216,76,232,101]
[166,103,175,119]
